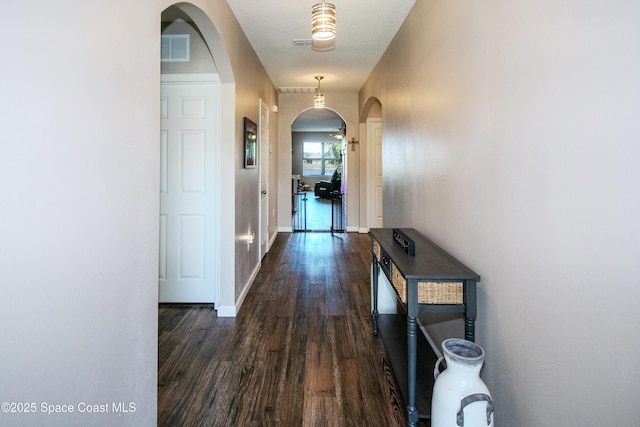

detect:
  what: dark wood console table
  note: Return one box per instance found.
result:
[370,228,481,427]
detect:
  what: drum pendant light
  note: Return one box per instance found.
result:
[311,1,336,41]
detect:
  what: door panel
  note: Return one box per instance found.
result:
[159,215,167,280]
[160,79,218,303]
[180,215,205,278]
[180,131,205,192]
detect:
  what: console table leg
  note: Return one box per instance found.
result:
[407,406,418,427]
[464,279,477,342]
[407,314,418,426]
[372,261,379,336]
[372,310,379,336]
[465,316,475,342]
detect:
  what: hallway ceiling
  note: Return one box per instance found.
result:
[226,0,416,93]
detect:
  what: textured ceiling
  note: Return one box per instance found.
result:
[226,0,415,93]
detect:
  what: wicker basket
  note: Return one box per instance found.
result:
[417,281,463,304]
[391,265,407,303]
[392,265,463,305]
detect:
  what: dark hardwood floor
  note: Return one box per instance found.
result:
[158,232,411,426]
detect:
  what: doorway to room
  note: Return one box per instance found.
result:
[159,4,234,306]
[291,108,345,232]
[361,97,384,230]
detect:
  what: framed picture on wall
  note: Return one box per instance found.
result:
[244,117,257,168]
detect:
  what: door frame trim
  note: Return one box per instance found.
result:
[258,98,270,260]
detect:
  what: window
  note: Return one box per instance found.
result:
[303,141,341,176]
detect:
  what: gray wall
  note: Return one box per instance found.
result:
[360,0,640,425]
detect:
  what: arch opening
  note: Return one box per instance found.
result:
[159,3,235,309]
[360,97,383,230]
[291,108,346,232]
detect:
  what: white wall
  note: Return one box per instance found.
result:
[0,1,160,425]
[0,0,278,425]
[360,0,640,425]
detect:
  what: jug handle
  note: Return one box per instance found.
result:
[456,393,495,426]
[433,355,445,380]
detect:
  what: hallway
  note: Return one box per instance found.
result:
[158,232,408,426]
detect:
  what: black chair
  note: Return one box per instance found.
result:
[314,170,341,198]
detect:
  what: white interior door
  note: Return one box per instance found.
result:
[159,75,219,303]
[259,99,269,258]
[367,118,383,229]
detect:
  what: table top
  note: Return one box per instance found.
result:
[370,228,480,282]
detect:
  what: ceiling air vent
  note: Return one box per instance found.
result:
[277,87,317,94]
[292,39,314,47]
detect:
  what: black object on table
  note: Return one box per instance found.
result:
[370,228,481,427]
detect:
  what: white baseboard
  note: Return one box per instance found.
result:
[278,226,293,232]
[268,230,278,247]
[216,305,237,317]
[358,227,370,234]
[224,259,261,318]
[346,226,359,233]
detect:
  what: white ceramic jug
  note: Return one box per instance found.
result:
[431,338,494,427]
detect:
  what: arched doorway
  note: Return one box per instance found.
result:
[159,4,235,309]
[360,97,383,230]
[291,107,346,232]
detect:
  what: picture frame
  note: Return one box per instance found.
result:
[244,117,257,168]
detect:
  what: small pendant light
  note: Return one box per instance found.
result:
[314,76,325,109]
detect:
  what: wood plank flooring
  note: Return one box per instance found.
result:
[158,232,410,426]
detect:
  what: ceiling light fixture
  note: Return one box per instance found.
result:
[311,1,336,41]
[314,76,325,109]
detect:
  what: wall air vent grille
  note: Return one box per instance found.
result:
[161,34,190,62]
